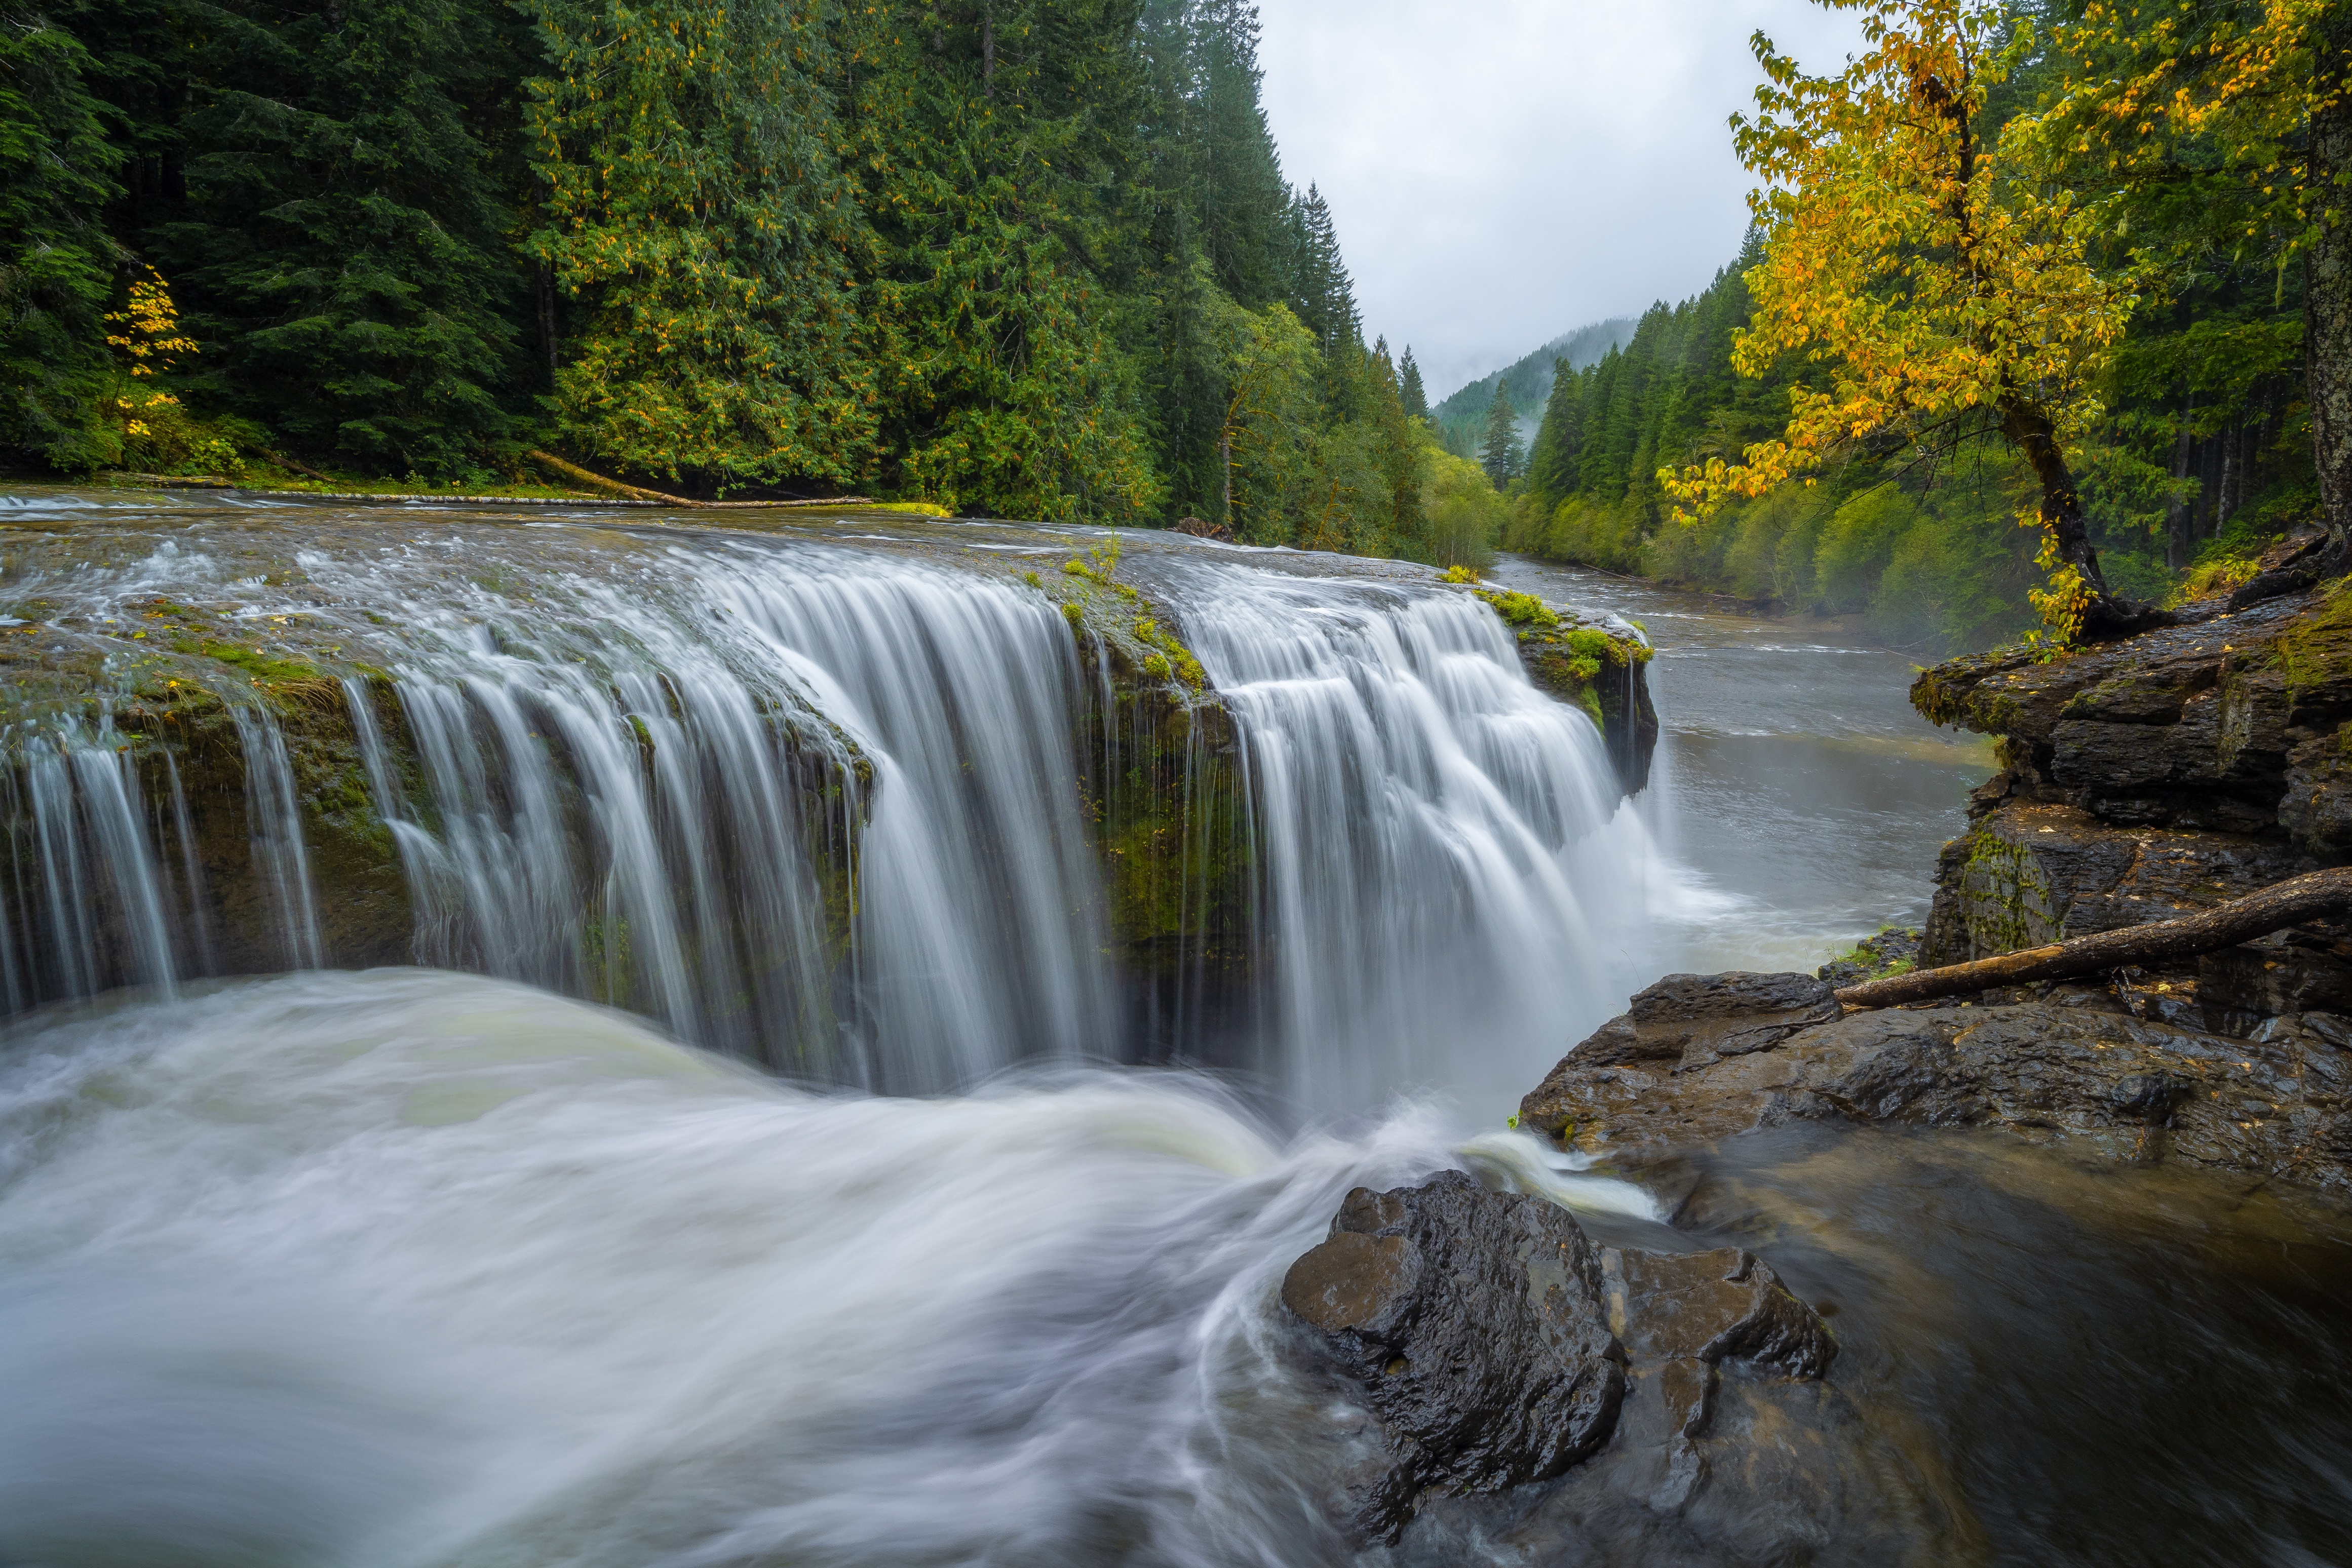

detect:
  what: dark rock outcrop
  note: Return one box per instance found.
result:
[1281,1172,1629,1540]
[1282,1171,1868,1551]
[1921,800,2317,966]
[1911,584,2352,859]
[1520,978,2352,1195]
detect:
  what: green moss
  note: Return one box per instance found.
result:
[174,639,324,684]
[1476,588,1561,631]
[1956,829,2051,955]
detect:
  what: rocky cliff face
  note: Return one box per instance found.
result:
[1910,583,2352,1028]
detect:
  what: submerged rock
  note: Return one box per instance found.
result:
[1280,1170,1844,1546]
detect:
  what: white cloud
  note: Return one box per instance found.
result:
[1254,0,1865,401]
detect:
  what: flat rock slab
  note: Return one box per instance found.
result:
[1521,989,2352,1195]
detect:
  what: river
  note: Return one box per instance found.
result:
[0,495,2345,1567]
[1488,554,1994,977]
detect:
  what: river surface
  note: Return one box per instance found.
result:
[1488,554,1994,975]
[0,494,2345,1568]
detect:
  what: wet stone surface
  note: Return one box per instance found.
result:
[1281,1170,1849,1549]
[1520,972,2352,1196]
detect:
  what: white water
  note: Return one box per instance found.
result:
[2,509,1669,1112]
[1154,563,1661,1111]
[0,969,1647,1568]
[0,503,1730,1563]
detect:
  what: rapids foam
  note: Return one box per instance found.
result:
[0,969,1515,1568]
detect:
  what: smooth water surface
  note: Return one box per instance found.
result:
[1490,554,1995,973]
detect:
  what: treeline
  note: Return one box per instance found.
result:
[1508,229,2310,651]
[3,0,1479,555]
[1503,3,2319,655]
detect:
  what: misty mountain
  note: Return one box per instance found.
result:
[1429,318,1639,456]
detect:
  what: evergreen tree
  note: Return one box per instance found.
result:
[1478,380,1522,485]
[0,9,121,466]
[1399,344,1428,421]
[1289,182,1359,355]
[529,0,876,490]
[126,0,530,472]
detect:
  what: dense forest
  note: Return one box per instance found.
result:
[1,0,1504,558]
[1507,2,2321,652]
[8,0,2341,649]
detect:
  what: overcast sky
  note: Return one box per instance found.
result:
[1255,0,1865,403]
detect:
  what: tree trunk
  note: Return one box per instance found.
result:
[2166,387,2192,569]
[1998,397,2167,639]
[2311,10,2352,547]
[1836,867,2352,1009]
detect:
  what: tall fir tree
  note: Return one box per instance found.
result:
[115,0,532,472]
[1479,379,1522,485]
[0,8,121,466]
[1398,344,1428,421]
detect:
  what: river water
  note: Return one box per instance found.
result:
[1487,554,1993,975]
[0,495,2345,1567]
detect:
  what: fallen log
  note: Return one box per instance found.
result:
[523,450,882,510]
[1836,867,2352,1010]
[526,449,710,507]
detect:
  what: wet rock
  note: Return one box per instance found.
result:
[1909,594,2305,749]
[2196,927,2352,1018]
[1918,800,2315,967]
[2282,724,2352,858]
[1280,1171,1627,1540]
[1520,983,2352,1195]
[1285,1174,1888,1557]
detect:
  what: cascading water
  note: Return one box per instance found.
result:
[11,493,2346,1568]
[0,497,1661,1106]
[1146,561,1657,1111]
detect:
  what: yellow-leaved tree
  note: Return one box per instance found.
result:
[2012,0,2352,563]
[1665,0,2163,643]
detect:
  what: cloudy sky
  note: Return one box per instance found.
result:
[1255,0,1865,403]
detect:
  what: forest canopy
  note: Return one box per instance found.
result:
[1508,0,2337,652]
[0,0,1456,556]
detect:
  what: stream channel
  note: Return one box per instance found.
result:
[0,492,2347,1566]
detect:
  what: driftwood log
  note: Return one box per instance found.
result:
[525,450,877,511]
[527,449,711,507]
[1836,867,2352,1010]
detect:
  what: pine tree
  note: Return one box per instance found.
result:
[1479,380,1523,485]
[131,0,529,472]
[0,8,120,466]
[1289,182,1358,355]
[1399,344,1428,421]
[529,0,878,490]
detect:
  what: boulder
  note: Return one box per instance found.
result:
[1280,1171,1628,1540]
[1282,1173,1909,1556]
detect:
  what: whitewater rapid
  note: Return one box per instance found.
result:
[0,969,1650,1568]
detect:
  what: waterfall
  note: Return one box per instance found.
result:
[1150,561,1650,1109]
[0,718,187,1011]
[0,506,1656,1109]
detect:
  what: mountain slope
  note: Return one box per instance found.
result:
[1430,318,1639,454]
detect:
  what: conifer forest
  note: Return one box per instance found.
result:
[7,0,2351,649]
